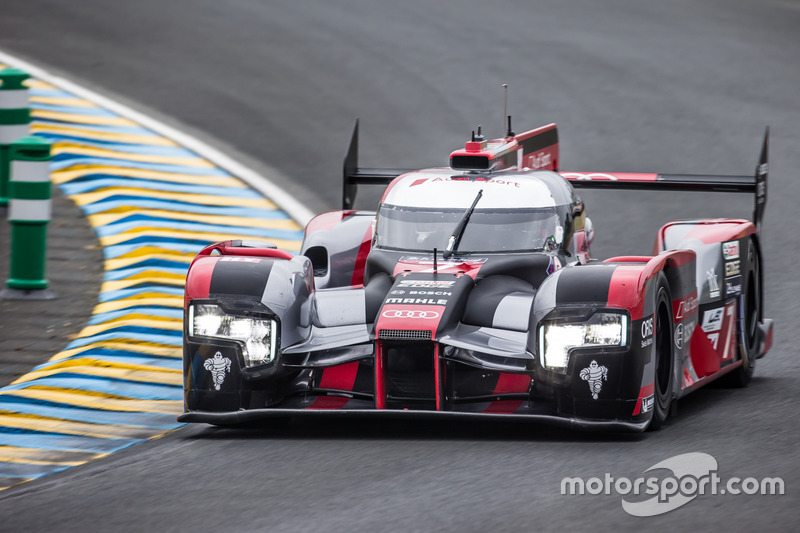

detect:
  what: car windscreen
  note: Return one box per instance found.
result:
[375,204,563,253]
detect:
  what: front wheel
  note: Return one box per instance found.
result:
[648,273,674,431]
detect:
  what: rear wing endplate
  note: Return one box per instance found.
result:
[343,119,415,209]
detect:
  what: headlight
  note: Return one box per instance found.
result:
[539,313,627,372]
[188,303,277,367]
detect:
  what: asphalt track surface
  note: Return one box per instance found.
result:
[0,0,798,530]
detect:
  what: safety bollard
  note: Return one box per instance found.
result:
[0,136,56,300]
[0,68,31,207]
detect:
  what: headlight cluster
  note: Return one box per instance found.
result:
[188,303,277,367]
[539,313,627,372]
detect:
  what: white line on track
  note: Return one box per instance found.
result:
[0,49,316,226]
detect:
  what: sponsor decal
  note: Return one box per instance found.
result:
[675,323,684,349]
[641,318,654,337]
[385,297,448,305]
[449,176,521,186]
[756,176,767,204]
[674,321,695,350]
[411,177,521,187]
[547,256,562,275]
[701,306,733,351]
[397,279,457,288]
[219,257,261,263]
[701,308,724,333]
[204,351,232,390]
[381,309,440,320]
[725,260,740,277]
[706,269,720,298]
[399,256,487,265]
[579,360,608,400]
[526,151,552,169]
[407,290,452,296]
[725,275,742,297]
[562,172,619,181]
[560,452,784,517]
[641,394,655,413]
[722,241,739,260]
[641,317,654,348]
[674,293,699,321]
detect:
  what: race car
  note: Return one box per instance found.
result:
[179,118,773,431]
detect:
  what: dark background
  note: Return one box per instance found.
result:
[0,1,797,530]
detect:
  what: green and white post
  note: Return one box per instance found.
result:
[0,68,31,207]
[0,136,56,300]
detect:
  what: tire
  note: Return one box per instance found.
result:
[648,273,674,431]
[719,237,761,388]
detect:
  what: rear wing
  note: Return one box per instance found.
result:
[343,119,769,232]
[562,127,769,232]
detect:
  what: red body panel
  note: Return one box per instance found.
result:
[392,258,485,279]
[318,361,360,391]
[183,256,219,307]
[604,250,696,321]
[561,172,658,182]
[194,240,294,261]
[305,210,358,235]
[655,218,756,251]
[350,223,373,287]
[376,304,446,336]
[631,383,655,416]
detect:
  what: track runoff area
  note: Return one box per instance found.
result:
[0,55,307,491]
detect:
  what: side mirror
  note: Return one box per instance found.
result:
[554,225,564,245]
[585,217,595,246]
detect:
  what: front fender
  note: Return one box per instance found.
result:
[184,240,314,349]
[528,251,695,422]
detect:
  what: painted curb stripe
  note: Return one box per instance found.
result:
[0,60,304,488]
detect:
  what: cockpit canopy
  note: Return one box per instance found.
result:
[375,204,572,254]
[374,170,584,255]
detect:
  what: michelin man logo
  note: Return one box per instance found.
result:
[580,360,608,399]
[204,351,232,390]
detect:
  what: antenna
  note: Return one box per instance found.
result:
[502,84,508,137]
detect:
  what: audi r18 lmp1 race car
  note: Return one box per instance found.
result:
[179,119,773,431]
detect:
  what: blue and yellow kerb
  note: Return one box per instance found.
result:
[0,66,304,490]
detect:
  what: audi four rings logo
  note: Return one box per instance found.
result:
[382,310,440,319]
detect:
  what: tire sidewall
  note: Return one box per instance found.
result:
[649,274,674,430]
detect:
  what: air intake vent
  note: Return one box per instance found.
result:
[451,155,490,170]
[378,329,433,341]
